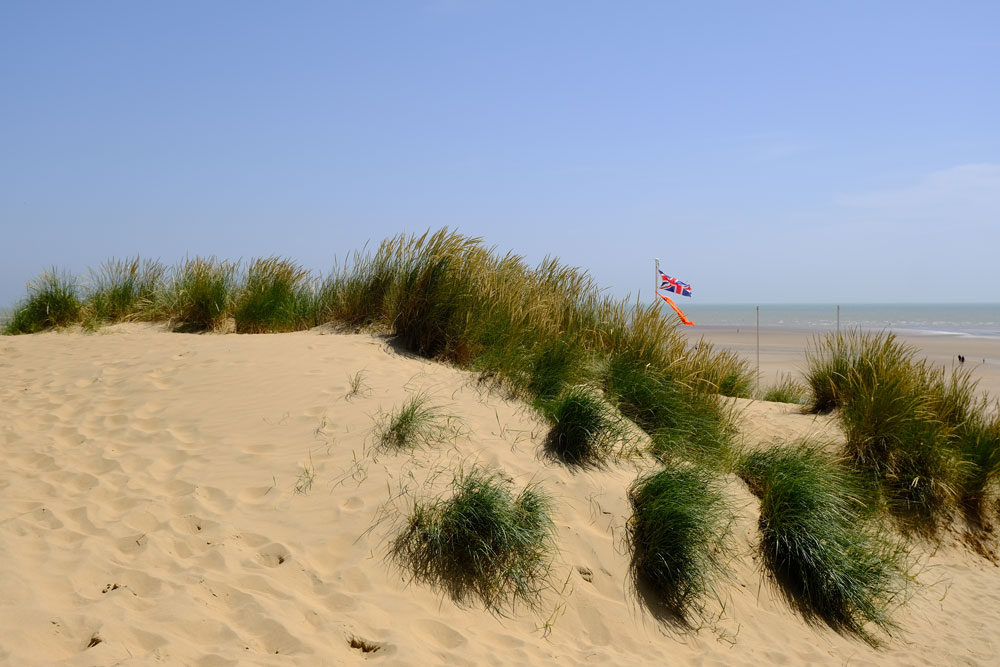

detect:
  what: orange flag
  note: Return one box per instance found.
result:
[659,292,695,326]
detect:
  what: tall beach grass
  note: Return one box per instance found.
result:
[4,268,82,334]
[737,442,910,643]
[804,329,998,531]
[391,466,556,613]
[627,465,734,618]
[85,257,166,323]
[233,256,314,333]
[160,256,237,331]
[760,373,808,404]
[540,384,635,467]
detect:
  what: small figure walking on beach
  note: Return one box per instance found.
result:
[958,354,965,364]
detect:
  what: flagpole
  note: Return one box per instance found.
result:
[756,305,760,394]
[837,305,840,335]
[654,258,660,299]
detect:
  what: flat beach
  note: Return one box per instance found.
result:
[2,324,998,665]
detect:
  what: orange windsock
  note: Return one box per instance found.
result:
[658,292,695,326]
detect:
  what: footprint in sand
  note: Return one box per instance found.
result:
[169,514,218,536]
[256,543,290,568]
[412,619,467,649]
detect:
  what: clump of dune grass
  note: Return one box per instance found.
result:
[391,466,556,612]
[524,336,592,401]
[86,257,166,322]
[737,442,910,643]
[541,385,634,466]
[4,268,82,334]
[804,329,917,414]
[234,256,313,333]
[955,408,1000,525]
[832,334,962,527]
[803,329,908,414]
[760,373,808,404]
[626,465,734,618]
[804,329,993,530]
[372,394,458,451]
[804,331,854,413]
[161,256,236,331]
[603,351,736,468]
[315,240,406,328]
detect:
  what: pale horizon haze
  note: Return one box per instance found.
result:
[2,1,998,307]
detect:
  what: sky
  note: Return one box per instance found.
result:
[2,1,998,306]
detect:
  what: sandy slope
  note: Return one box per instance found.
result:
[1,325,998,666]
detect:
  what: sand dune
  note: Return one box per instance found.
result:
[1,325,998,665]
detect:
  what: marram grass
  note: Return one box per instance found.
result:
[372,394,458,451]
[161,256,237,331]
[805,328,996,532]
[626,464,734,618]
[391,466,556,613]
[86,257,166,323]
[4,268,82,334]
[737,442,911,644]
[955,408,1000,524]
[541,384,635,467]
[233,256,313,333]
[760,373,808,404]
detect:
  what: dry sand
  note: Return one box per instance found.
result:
[1,325,998,666]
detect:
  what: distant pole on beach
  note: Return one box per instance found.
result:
[756,305,760,393]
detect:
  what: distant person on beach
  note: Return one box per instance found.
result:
[959,355,965,363]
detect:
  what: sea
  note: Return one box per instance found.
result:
[682,304,1000,339]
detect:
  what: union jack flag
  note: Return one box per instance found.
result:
[658,270,692,297]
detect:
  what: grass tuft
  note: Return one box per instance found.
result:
[955,409,1000,525]
[372,394,457,451]
[234,256,313,333]
[162,256,236,331]
[4,268,82,334]
[391,466,556,612]
[345,370,371,400]
[760,373,808,404]
[804,329,991,530]
[541,385,633,466]
[603,352,735,468]
[86,257,166,323]
[737,442,910,643]
[626,465,734,618]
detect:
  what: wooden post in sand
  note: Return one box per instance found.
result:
[756,305,760,393]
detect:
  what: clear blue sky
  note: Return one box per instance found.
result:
[2,1,998,306]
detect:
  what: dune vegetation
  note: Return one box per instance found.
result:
[805,329,1000,532]
[391,466,556,613]
[4,230,750,469]
[627,465,734,619]
[6,228,999,642]
[737,443,910,644]
[759,372,808,404]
